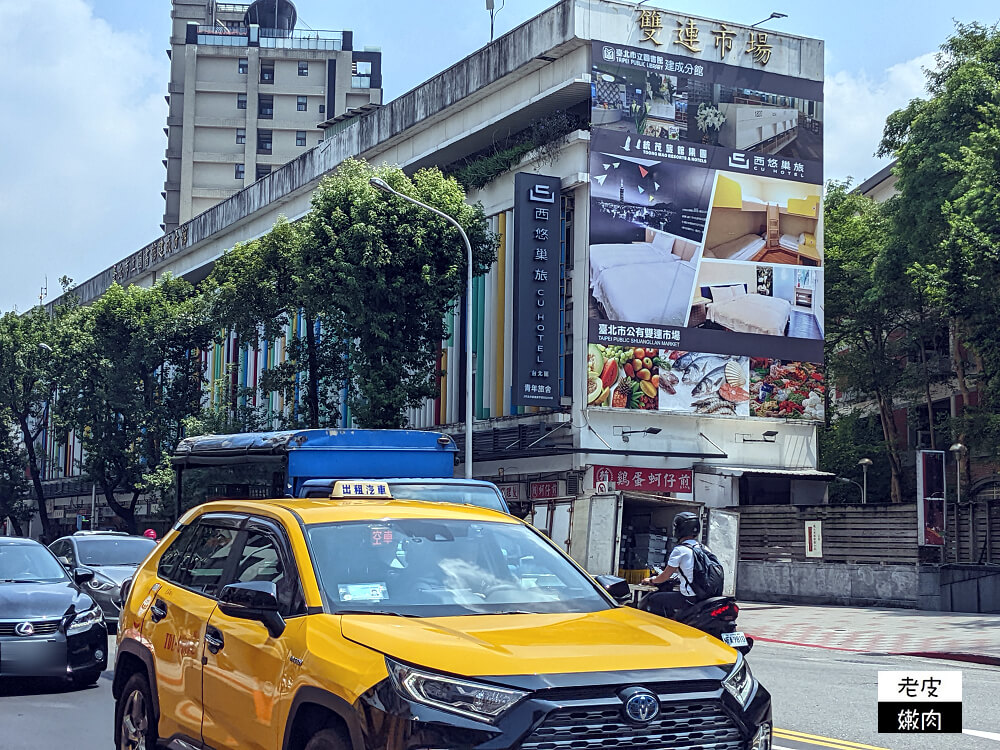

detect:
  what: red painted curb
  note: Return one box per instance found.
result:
[899,651,1000,667]
[749,635,1000,666]
[748,635,869,653]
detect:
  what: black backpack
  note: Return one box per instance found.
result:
[678,541,725,599]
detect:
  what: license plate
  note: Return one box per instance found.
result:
[721,631,748,648]
[0,640,59,668]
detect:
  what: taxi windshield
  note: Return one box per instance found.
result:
[306,519,612,617]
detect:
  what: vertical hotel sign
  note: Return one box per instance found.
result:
[512,173,561,406]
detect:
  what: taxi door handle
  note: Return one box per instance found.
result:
[150,599,167,623]
[205,626,225,654]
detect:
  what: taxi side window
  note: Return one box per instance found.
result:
[157,523,200,582]
[233,529,305,617]
[172,524,239,597]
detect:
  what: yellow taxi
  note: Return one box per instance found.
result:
[113,481,771,750]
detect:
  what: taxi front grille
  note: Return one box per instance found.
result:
[519,699,743,750]
[0,619,62,636]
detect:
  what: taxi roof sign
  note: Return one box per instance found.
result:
[330,481,393,499]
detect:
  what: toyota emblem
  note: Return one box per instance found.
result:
[620,686,660,723]
[14,621,34,637]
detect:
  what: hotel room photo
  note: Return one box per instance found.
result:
[689,261,824,340]
[589,227,701,328]
[703,172,823,266]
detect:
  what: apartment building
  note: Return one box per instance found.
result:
[162,0,383,231]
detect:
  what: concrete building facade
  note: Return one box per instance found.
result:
[162,0,383,231]
[41,0,828,578]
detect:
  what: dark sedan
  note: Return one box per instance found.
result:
[0,537,108,686]
[49,533,156,627]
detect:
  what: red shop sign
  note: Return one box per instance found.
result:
[593,465,692,494]
[529,481,561,500]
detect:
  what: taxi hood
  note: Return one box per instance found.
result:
[340,606,736,677]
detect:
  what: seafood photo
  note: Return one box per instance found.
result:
[660,351,750,416]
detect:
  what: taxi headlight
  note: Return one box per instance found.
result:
[723,657,755,708]
[67,605,103,633]
[386,657,526,723]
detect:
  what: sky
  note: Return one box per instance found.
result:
[0,0,997,312]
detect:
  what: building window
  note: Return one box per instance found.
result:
[297,96,308,112]
[258,94,273,119]
[296,130,307,147]
[260,61,274,83]
[298,61,309,76]
[238,58,248,74]
[235,163,245,180]
[352,61,372,75]
[236,128,246,144]
[256,164,271,180]
[257,129,272,154]
[237,93,247,110]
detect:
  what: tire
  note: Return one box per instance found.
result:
[70,668,102,688]
[304,728,350,750]
[115,672,158,750]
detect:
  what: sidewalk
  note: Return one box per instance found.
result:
[738,602,1000,666]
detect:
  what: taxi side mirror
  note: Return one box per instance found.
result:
[595,574,632,604]
[219,581,286,638]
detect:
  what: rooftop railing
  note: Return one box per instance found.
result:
[195,25,344,51]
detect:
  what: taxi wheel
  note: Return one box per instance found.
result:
[116,672,158,750]
[304,728,349,750]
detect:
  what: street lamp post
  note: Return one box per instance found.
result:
[369,177,474,479]
[949,443,965,554]
[857,457,873,504]
[836,476,863,502]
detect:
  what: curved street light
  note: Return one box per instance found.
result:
[369,177,474,479]
[836,476,863,503]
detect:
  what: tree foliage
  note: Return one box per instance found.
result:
[877,22,1000,480]
[823,181,912,502]
[53,277,213,533]
[303,159,496,427]
[0,413,32,536]
[0,307,63,540]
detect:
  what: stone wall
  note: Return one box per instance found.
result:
[737,560,918,608]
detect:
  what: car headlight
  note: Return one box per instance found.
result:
[87,577,116,593]
[67,605,104,633]
[723,657,755,707]
[386,657,527,723]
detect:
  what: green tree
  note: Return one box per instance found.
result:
[823,181,912,503]
[205,217,344,429]
[304,159,496,427]
[0,413,32,536]
[0,307,62,540]
[54,277,214,531]
[878,22,1000,479]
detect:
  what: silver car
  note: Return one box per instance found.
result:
[48,533,157,628]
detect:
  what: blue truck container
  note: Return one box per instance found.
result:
[170,429,508,514]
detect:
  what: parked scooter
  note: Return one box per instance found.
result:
[634,570,754,655]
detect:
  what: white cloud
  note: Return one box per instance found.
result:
[0,0,166,311]
[824,52,937,185]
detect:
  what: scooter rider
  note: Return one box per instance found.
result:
[640,511,705,619]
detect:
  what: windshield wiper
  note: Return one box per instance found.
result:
[334,609,419,617]
[0,579,41,583]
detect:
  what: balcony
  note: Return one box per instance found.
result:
[195,26,344,51]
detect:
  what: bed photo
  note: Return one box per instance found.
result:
[589,230,700,327]
[703,284,791,336]
[704,233,766,262]
[592,258,697,327]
